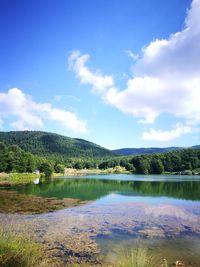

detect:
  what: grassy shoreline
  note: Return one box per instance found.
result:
[0,168,198,186]
[0,167,129,185]
[0,172,39,185]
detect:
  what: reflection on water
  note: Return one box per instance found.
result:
[0,174,200,266]
[8,175,200,201]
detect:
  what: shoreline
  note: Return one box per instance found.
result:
[1,169,200,186]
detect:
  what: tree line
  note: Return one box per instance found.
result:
[0,142,65,177]
[96,148,200,174]
[1,140,200,175]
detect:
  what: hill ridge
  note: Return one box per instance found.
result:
[112,146,200,156]
[0,130,115,160]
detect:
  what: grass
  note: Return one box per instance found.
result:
[0,172,38,185]
[0,230,171,267]
[0,230,42,267]
[117,247,169,267]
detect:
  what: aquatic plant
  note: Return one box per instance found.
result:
[0,230,42,267]
[117,247,155,267]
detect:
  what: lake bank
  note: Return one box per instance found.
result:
[1,167,200,187]
[0,172,39,185]
[0,168,129,186]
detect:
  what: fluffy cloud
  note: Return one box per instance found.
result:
[68,50,114,94]
[69,0,200,141]
[112,0,200,126]
[142,124,192,142]
[0,88,87,133]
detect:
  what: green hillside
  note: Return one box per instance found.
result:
[0,131,115,161]
[112,147,182,156]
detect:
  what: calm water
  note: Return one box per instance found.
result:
[1,174,200,266]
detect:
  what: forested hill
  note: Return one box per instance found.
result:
[0,131,115,160]
[113,147,184,156]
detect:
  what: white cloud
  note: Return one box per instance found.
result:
[68,50,114,94]
[125,50,139,61]
[0,88,87,133]
[69,0,200,141]
[142,124,192,142]
[107,0,200,126]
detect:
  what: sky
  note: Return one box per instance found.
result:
[0,0,200,149]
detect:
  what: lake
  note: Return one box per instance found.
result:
[0,174,200,266]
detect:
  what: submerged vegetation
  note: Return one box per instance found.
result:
[0,189,86,214]
[0,228,176,267]
[0,232,180,267]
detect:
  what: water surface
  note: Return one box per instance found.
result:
[0,174,200,266]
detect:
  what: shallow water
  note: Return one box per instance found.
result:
[1,174,200,266]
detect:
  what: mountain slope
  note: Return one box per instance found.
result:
[112,147,184,156]
[0,131,115,160]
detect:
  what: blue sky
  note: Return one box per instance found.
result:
[1,0,200,149]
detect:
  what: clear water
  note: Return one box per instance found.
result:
[1,174,200,266]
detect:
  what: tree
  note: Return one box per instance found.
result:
[0,142,7,153]
[40,162,53,178]
[54,163,65,174]
[131,156,150,174]
[125,163,135,172]
[74,162,83,170]
[119,159,127,167]
[99,161,109,169]
[150,159,164,174]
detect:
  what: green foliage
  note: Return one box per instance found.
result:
[98,148,200,174]
[54,163,65,174]
[1,131,200,176]
[131,156,150,174]
[0,140,59,181]
[40,161,53,178]
[0,230,42,267]
[113,146,182,156]
[150,158,164,174]
[0,143,41,173]
[125,163,135,171]
[73,162,83,169]
[0,131,115,162]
